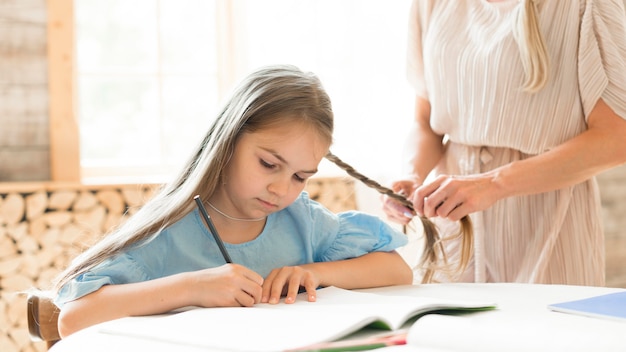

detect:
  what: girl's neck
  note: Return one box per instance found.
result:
[206,201,266,222]
[203,201,267,244]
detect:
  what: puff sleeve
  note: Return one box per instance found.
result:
[53,253,150,308]
[316,210,408,263]
[578,0,626,120]
[406,0,435,98]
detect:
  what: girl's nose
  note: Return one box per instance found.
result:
[268,177,290,197]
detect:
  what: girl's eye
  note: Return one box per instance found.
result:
[260,159,275,169]
[293,174,306,183]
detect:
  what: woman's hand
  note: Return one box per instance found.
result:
[187,264,264,307]
[381,178,420,225]
[261,266,320,304]
[412,173,501,221]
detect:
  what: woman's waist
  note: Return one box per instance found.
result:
[442,141,535,175]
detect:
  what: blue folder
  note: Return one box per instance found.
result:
[548,291,626,322]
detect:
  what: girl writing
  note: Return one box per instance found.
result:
[53,65,413,337]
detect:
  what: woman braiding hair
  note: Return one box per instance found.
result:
[325,151,473,283]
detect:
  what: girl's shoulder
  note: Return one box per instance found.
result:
[268,192,339,234]
[284,191,335,218]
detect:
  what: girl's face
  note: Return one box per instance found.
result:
[216,119,330,219]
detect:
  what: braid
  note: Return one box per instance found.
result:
[325,151,473,283]
[324,152,414,210]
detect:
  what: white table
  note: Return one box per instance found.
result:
[365,283,626,351]
[50,283,626,352]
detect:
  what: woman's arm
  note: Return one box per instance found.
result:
[382,95,443,224]
[58,264,264,338]
[406,95,445,182]
[414,98,626,221]
[261,251,413,304]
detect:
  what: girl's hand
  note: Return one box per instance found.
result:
[413,173,499,221]
[188,264,264,307]
[261,266,320,304]
[381,178,419,225]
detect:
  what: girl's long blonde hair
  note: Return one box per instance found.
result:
[514,0,549,93]
[53,65,334,292]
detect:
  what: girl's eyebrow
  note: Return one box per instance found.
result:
[262,147,318,174]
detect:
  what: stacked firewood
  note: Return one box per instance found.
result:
[0,184,159,352]
[305,177,357,213]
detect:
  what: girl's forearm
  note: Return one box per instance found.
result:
[58,272,192,338]
[304,251,413,289]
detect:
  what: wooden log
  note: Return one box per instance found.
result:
[143,186,157,203]
[0,234,16,259]
[53,252,72,270]
[121,186,146,207]
[22,342,47,352]
[11,328,34,352]
[0,296,8,333]
[0,334,19,352]
[58,248,83,268]
[39,228,60,248]
[305,180,321,197]
[36,244,63,270]
[37,268,61,289]
[25,191,48,220]
[0,275,34,298]
[5,293,26,325]
[0,193,24,226]
[58,223,90,247]
[5,293,30,349]
[34,246,63,282]
[97,190,125,216]
[20,253,40,278]
[49,189,77,210]
[73,205,106,235]
[29,216,48,240]
[0,255,20,276]
[103,212,126,234]
[332,179,356,204]
[73,191,98,211]
[43,211,72,228]
[17,235,39,255]
[6,222,29,244]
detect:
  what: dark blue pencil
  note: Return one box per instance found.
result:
[193,195,232,263]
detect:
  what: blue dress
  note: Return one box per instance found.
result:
[55,192,408,307]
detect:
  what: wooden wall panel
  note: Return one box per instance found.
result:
[0,0,50,182]
[46,0,79,182]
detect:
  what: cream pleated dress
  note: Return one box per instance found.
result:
[407,0,626,285]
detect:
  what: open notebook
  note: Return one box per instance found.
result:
[98,286,495,351]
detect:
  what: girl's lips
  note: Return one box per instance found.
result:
[257,198,278,211]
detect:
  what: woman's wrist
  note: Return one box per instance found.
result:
[488,163,516,200]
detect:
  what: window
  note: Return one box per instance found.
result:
[75,0,221,182]
[75,0,414,184]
